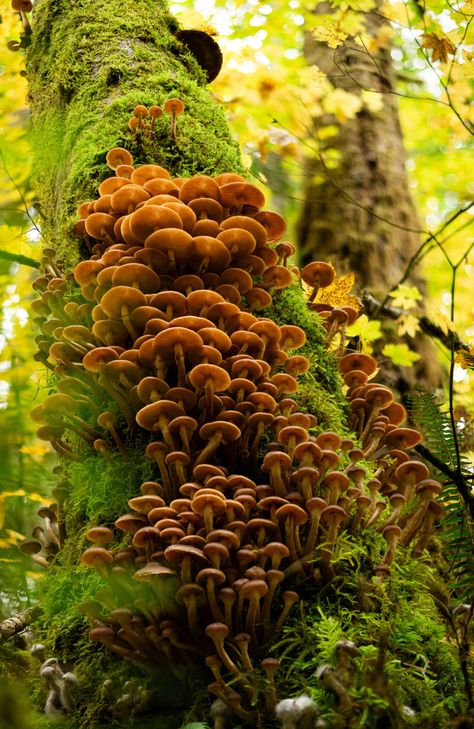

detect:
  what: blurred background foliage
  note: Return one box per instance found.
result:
[0,0,472,617]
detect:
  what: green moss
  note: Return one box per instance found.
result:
[273,555,465,728]
[265,283,348,432]
[26,0,243,268]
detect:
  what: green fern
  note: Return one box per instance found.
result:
[408,390,474,601]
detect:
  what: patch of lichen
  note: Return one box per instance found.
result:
[271,549,466,728]
[26,0,243,268]
[265,283,349,433]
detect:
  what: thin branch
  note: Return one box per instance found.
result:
[375,201,474,314]
[362,291,470,352]
[0,249,40,269]
[415,443,474,519]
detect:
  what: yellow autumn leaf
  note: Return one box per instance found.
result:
[6,529,26,543]
[20,443,50,457]
[315,272,361,310]
[360,89,384,114]
[397,314,421,338]
[0,490,27,499]
[455,348,474,369]
[421,33,456,64]
[311,22,348,49]
[322,88,362,122]
[28,492,54,505]
[389,284,422,310]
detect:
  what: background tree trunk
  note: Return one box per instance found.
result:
[296,9,441,391]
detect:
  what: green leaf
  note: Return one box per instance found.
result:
[382,343,420,366]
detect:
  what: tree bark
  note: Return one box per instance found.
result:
[297,9,441,391]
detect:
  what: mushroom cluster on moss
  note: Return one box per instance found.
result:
[127,99,184,140]
[28,146,444,724]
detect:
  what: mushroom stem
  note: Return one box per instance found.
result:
[195,433,223,466]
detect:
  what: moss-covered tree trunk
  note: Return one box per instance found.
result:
[26,0,242,264]
[296,10,441,392]
[18,2,469,728]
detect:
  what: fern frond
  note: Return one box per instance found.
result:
[408,390,474,601]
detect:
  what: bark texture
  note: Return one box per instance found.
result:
[296,11,441,391]
[297,12,419,292]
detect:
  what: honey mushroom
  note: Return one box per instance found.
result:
[35,143,445,724]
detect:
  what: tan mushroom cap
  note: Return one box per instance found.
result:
[384,427,422,449]
[339,352,378,376]
[143,178,179,196]
[98,176,131,196]
[111,263,161,293]
[136,376,169,403]
[85,212,116,241]
[74,259,104,286]
[280,324,306,350]
[245,288,272,311]
[220,182,265,211]
[131,164,172,185]
[188,363,231,393]
[220,216,267,247]
[220,268,253,294]
[152,326,203,358]
[129,205,183,240]
[133,562,177,581]
[252,211,286,241]
[179,176,221,204]
[217,228,256,257]
[111,184,150,214]
[82,346,119,372]
[106,147,133,170]
[199,420,241,442]
[188,197,224,222]
[262,265,293,290]
[198,327,232,352]
[145,228,194,267]
[395,460,429,482]
[161,202,197,232]
[100,285,147,319]
[190,236,231,273]
[187,290,224,316]
[301,261,336,289]
[136,399,184,430]
[115,164,135,180]
[164,97,185,115]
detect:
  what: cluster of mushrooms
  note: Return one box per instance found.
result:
[128,100,185,141]
[31,643,79,719]
[26,146,443,723]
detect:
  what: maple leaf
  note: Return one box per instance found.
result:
[397,314,420,338]
[422,33,456,64]
[389,284,422,310]
[311,22,347,49]
[346,314,382,353]
[455,348,474,369]
[315,272,361,310]
[383,344,420,367]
